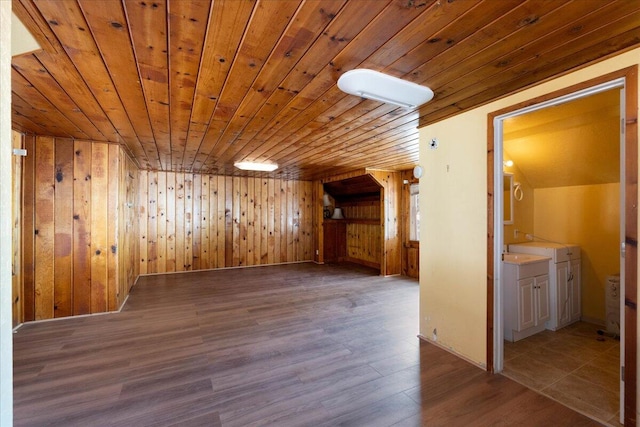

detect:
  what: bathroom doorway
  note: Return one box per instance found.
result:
[487,66,638,425]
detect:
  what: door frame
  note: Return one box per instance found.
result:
[486,65,638,425]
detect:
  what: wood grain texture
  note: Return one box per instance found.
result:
[139,172,313,273]
[119,151,139,308]
[370,170,402,276]
[72,139,92,315]
[321,171,402,276]
[34,136,55,320]
[12,1,640,179]
[12,131,23,327]
[21,135,36,322]
[13,263,599,426]
[20,137,137,320]
[107,144,120,311]
[400,169,416,278]
[90,142,109,313]
[53,138,74,317]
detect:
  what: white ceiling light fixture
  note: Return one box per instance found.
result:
[337,69,434,109]
[234,161,278,172]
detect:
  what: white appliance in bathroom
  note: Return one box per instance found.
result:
[605,274,620,335]
[509,242,581,331]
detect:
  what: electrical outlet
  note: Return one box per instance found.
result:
[514,229,519,239]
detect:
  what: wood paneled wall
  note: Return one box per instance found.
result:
[400,169,419,279]
[317,169,402,276]
[370,170,402,276]
[12,131,23,327]
[118,149,139,309]
[342,202,382,269]
[139,173,313,274]
[21,136,138,321]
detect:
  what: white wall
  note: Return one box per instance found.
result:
[0,2,13,425]
[419,48,640,368]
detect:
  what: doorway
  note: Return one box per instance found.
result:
[487,66,638,426]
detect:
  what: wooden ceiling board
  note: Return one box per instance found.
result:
[287,111,419,171]
[202,2,384,170]
[264,99,393,167]
[10,0,640,180]
[12,55,106,141]
[124,0,171,170]
[183,0,255,172]
[383,0,517,76]
[194,0,305,171]
[30,0,153,167]
[11,91,75,139]
[16,50,125,145]
[209,0,431,170]
[421,0,640,124]
[78,0,159,158]
[323,174,382,200]
[167,0,211,171]
[11,67,90,140]
[212,1,348,167]
[416,1,576,116]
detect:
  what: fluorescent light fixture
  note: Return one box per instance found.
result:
[337,69,434,109]
[234,161,278,172]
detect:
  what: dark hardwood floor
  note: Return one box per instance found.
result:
[13,263,600,426]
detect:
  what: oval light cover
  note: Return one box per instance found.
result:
[337,69,434,109]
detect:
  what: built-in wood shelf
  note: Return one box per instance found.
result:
[323,218,380,225]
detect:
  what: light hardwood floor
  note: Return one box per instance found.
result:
[13,263,600,426]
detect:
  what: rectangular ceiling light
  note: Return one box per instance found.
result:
[337,69,434,109]
[234,161,278,172]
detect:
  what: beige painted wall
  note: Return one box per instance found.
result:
[420,111,488,366]
[534,184,620,323]
[419,47,640,367]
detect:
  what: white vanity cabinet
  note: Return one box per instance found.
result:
[517,275,550,331]
[503,254,551,342]
[509,242,581,331]
[556,257,581,328]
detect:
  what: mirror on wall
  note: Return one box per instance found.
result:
[503,173,514,225]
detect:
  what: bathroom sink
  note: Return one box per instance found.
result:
[502,252,550,265]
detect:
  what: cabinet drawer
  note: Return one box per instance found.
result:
[516,260,548,279]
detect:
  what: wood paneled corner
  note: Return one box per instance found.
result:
[316,170,404,276]
[20,135,138,321]
[15,135,416,323]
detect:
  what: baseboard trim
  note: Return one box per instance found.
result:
[14,309,120,328]
[137,260,314,277]
[418,334,487,371]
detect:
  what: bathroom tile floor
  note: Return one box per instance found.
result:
[503,322,621,426]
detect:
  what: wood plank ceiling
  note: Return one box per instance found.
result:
[11,0,640,181]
